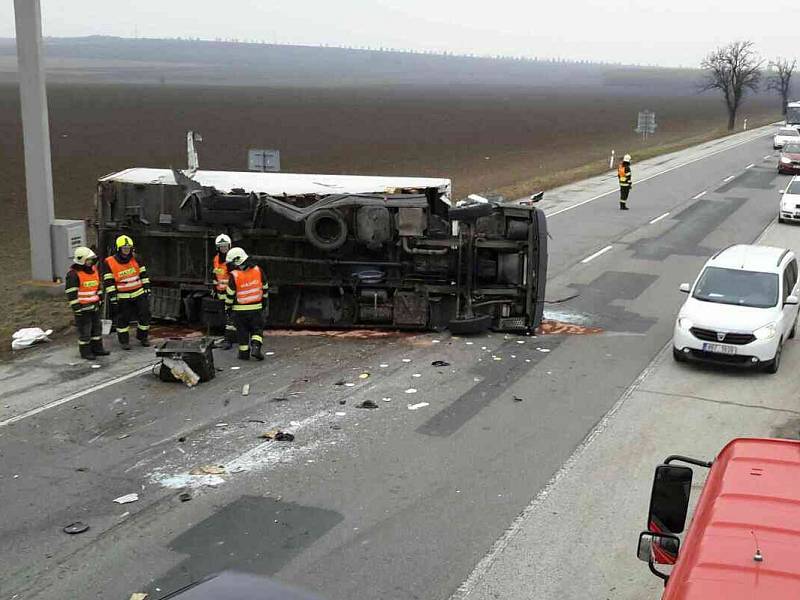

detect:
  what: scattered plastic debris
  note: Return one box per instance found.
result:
[271,397,289,402]
[117,433,130,440]
[113,493,139,504]
[163,357,200,387]
[412,373,422,378]
[129,594,149,600]
[230,366,241,370]
[516,340,525,344]
[379,363,389,368]
[466,341,474,345]
[265,351,276,356]
[357,400,379,409]
[431,360,450,367]
[242,384,250,396]
[335,411,347,416]
[525,359,531,363]
[344,382,356,387]
[11,327,53,350]
[91,364,102,369]
[179,492,192,502]
[536,348,551,353]
[473,377,482,382]
[382,397,392,402]
[492,356,502,361]
[215,423,228,428]
[359,373,370,379]
[404,388,418,394]
[63,521,89,535]
[432,339,441,344]
[408,402,430,410]
[189,465,225,475]
[402,358,412,363]
[481,346,488,350]
[513,395,524,402]
[330,424,342,430]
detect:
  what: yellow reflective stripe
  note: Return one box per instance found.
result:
[103,273,114,280]
[65,287,79,293]
[118,288,145,299]
[140,278,150,284]
[69,299,80,305]
[238,345,250,351]
[137,325,150,330]
[90,336,102,341]
[233,303,262,311]
[117,326,130,333]
[78,340,90,345]
[251,335,263,343]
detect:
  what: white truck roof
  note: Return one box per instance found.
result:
[99,168,452,196]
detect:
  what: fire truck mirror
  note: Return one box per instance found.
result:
[648,464,692,534]
[637,531,681,565]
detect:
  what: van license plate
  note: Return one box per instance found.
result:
[703,343,736,355]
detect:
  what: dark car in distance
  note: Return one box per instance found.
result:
[779,142,800,175]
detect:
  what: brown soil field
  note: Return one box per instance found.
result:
[0,83,780,354]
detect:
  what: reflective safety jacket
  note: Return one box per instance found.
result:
[618,163,632,188]
[103,253,150,301]
[212,253,230,300]
[65,264,103,313]
[226,264,269,311]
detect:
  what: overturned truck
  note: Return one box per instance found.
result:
[94,166,547,334]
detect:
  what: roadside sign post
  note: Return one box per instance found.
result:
[635,110,657,141]
[248,149,281,172]
[14,0,55,281]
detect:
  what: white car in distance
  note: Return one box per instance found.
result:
[779,176,800,224]
[673,244,800,373]
[774,126,800,149]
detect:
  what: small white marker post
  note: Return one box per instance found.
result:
[743,118,748,131]
[609,149,615,169]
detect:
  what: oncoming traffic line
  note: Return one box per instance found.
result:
[0,364,155,428]
[722,175,736,183]
[692,191,707,200]
[580,245,613,264]
[745,163,755,169]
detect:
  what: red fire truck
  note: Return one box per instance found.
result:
[637,437,800,598]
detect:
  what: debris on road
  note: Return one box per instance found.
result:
[242,384,250,396]
[379,363,389,368]
[162,357,200,387]
[230,366,241,370]
[335,411,347,416]
[412,373,422,378]
[432,339,441,344]
[356,400,379,409]
[359,373,370,379]
[402,358,412,363]
[113,493,139,504]
[259,429,295,441]
[335,380,346,386]
[344,382,355,387]
[129,594,149,600]
[246,419,265,424]
[117,433,130,440]
[431,360,450,367]
[408,402,430,410]
[189,465,225,475]
[63,521,89,535]
[382,397,392,402]
[179,492,192,502]
[91,364,102,369]
[404,388,418,394]
[516,340,525,344]
[271,397,289,402]
[536,347,551,353]
[11,327,53,350]
[513,395,524,402]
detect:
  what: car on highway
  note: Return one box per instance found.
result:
[778,177,800,223]
[773,126,800,149]
[672,244,799,373]
[636,438,800,599]
[778,142,800,175]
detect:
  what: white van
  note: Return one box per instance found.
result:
[673,244,800,373]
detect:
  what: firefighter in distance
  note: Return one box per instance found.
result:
[225,247,269,361]
[103,235,152,349]
[618,153,632,210]
[211,233,236,349]
[65,246,110,360]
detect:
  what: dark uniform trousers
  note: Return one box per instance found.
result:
[76,309,102,348]
[116,295,152,344]
[232,309,265,352]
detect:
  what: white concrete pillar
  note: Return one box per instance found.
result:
[14,0,55,281]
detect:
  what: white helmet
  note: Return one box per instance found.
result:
[74,246,97,266]
[623,154,632,162]
[226,247,248,266]
[215,233,231,248]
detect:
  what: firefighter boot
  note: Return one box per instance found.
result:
[251,340,265,361]
[118,330,131,350]
[238,345,251,360]
[620,202,629,211]
[90,339,110,356]
[79,344,96,361]
[137,329,151,347]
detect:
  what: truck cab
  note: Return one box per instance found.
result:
[637,438,800,598]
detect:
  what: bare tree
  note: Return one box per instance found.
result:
[700,41,763,130]
[767,58,796,115]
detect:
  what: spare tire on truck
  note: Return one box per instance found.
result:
[305,209,348,251]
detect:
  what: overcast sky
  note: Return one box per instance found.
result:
[2,0,798,67]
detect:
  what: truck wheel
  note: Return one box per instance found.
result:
[305,209,348,251]
[448,314,493,335]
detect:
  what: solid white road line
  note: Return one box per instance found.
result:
[546,130,771,218]
[722,175,736,183]
[745,163,755,169]
[580,245,613,264]
[764,154,773,160]
[0,364,155,428]
[692,191,707,200]
[649,212,670,225]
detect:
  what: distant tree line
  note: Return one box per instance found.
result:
[700,40,796,130]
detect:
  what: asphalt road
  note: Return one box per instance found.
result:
[0,125,787,600]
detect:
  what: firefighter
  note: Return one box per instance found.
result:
[225,247,269,361]
[211,233,236,349]
[103,234,152,350]
[618,153,632,210]
[65,246,109,360]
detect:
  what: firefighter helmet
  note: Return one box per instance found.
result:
[226,247,248,266]
[215,233,232,247]
[623,154,632,162]
[115,234,134,249]
[73,246,97,266]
